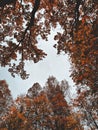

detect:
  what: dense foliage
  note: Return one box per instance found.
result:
[0,0,98,129]
[0,0,97,90]
[0,77,83,130]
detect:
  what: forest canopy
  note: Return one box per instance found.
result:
[0,0,98,90]
[0,1,98,129]
[0,0,98,94]
[0,77,83,130]
[0,76,98,130]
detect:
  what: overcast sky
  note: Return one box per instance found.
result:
[0,27,76,99]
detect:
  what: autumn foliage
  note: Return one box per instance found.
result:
[0,0,97,91]
[0,80,13,118]
[0,77,83,130]
[0,0,98,129]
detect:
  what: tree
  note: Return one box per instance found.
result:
[0,0,97,91]
[0,77,83,130]
[73,89,98,130]
[0,0,98,128]
[2,91,54,130]
[44,76,82,130]
[26,82,41,98]
[26,92,54,130]
[0,0,61,79]
[0,80,13,125]
[0,105,28,130]
[54,1,98,90]
[68,17,97,90]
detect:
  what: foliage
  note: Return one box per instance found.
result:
[0,80,13,119]
[53,1,98,90]
[26,82,41,98]
[0,0,97,91]
[0,0,98,129]
[0,77,83,130]
[72,89,98,129]
[0,0,97,96]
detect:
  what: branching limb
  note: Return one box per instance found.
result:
[3,0,41,63]
[74,0,82,29]
[0,0,17,7]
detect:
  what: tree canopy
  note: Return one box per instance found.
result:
[0,77,83,130]
[0,1,98,129]
[0,0,97,91]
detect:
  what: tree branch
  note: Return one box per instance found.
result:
[74,0,82,29]
[19,0,41,42]
[0,0,17,7]
[3,0,41,65]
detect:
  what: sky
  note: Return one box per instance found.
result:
[0,27,76,99]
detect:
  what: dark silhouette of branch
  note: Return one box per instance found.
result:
[0,0,17,7]
[20,0,41,41]
[81,103,98,129]
[30,0,40,26]
[3,0,41,65]
[74,0,82,29]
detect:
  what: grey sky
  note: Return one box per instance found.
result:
[0,27,76,99]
